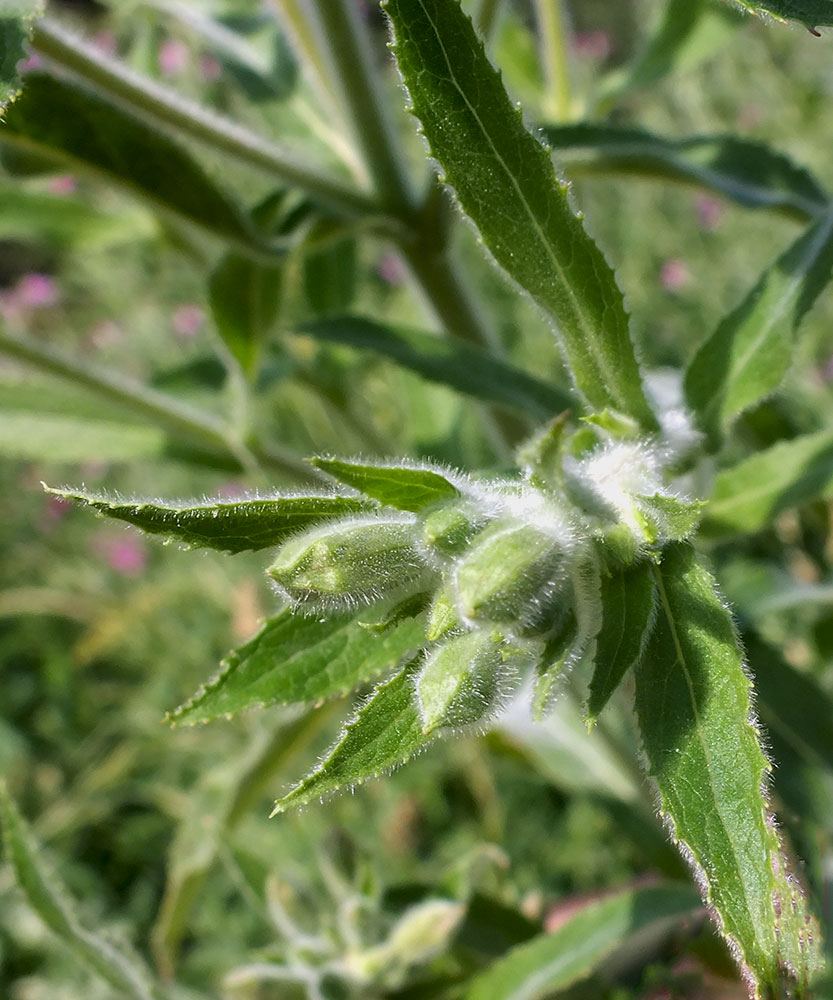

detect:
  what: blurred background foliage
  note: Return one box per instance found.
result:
[1,0,833,997]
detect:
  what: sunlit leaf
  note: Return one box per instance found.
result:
[170,608,427,724]
[0,785,161,1000]
[272,660,434,813]
[685,207,833,446]
[729,0,833,30]
[384,0,657,428]
[634,544,821,994]
[46,487,375,553]
[311,456,461,512]
[701,431,833,537]
[586,562,655,722]
[464,883,701,1000]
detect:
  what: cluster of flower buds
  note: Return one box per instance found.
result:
[266,418,701,733]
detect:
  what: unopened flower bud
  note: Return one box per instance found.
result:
[421,502,486,557]
[268,515,427,609]
[453,520,571,633]
[416,630,507,733]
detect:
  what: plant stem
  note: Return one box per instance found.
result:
[534,0,573,121]
[30,18,383,222]
[310,0,416,213]
[0,329,313,481]
[477,0,506,42]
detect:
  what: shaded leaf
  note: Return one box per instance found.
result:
[685,207,833,445]
[541,123,826,223]
[311,456,461,512]
[170,608,427,725]
[1,73,271,256]
[0,1,42,111]
[0,785,161,1000]
[46,487,375,554]
[384,0,657,428]
[586,562,655,722]
[272,660,433,813]
[464,883,701,1000]
[701,431,833,537]
[634,544,821,994]
[303,231,357,316]
[730,0,833,30]
[300,315,571,419]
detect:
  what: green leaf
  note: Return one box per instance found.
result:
[209,252,283,378]
[700,431,833,538]
[634,544,819,994]
[384,0,657,429]
[0,2,42,112]
[272,660,433,813]
[634,494,707,543]
[541,123,827,223]
[730,0,833,30]
[1,73,272,257]
[0,785,161,1000]
[311,457,461,512]
[685,207,833,446]
[302,232,357,316]
[586,562,655,722]
[170,608,426,724]
[299,315,572,419]
[464,883,701,1000]
[46,487,375,554]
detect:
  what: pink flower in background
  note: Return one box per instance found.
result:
[19,52,43,73]
[46,175,77,196]
[42,494,70,529]
[91,30,118,57]
[572,31,612,60]
[172,303,204,340]
[659,258,690,293]
[159,38,190,77]
[199,54,222,82]
[695,194,725,230]
[377,252,405,285]
[94,534,148,576]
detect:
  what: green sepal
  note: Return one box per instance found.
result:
[311,456,461,512]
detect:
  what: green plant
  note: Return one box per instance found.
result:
[3,1,833,998]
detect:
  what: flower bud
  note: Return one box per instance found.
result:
[415,630,507,733]
[452,520,570,633]
[421,502,486,557]
[268,515,427,610]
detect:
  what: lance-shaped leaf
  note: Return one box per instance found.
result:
[46,486,375,554]
[700,430,833,538]
[634,544,820,995]
[0,2,43,111]
[170,608,427,725]
[635,494,706,543]
[272,660,433,813]
[300,316,571,419]
[0,73,271,257]
[685,207,833,446]
[465,883,702,1000]
[0,785,162,1000]
[731,0,833,30]
[384,0,657,429]
[541,124,827,223]
[586,562,655,722]
[311,456,461,512]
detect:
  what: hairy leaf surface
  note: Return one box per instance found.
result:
[701,431,833,537]
[272,661,432,813]
[47,487,374,553]
[300,316,571,418]
[0,2,42,111]
[465,883,701,1000]
[1,73,270,256]
[0,786,161,1000]
[170,608,426,724]
[542,124,826,222]
[634,544,818,994]
[311,456,461,512]
[384,0,656,428]
[731,0,833,29]
[685,207,833,445]
[586,563,655,722]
